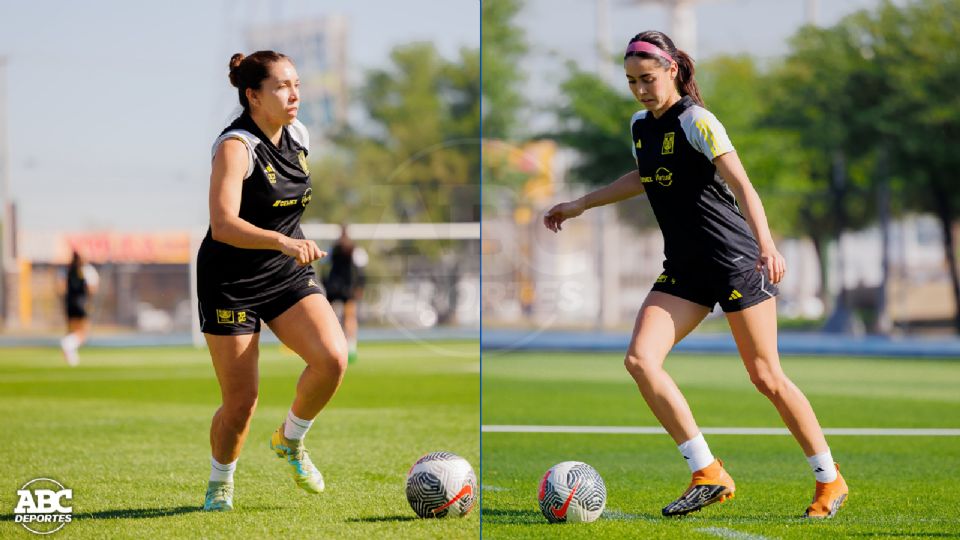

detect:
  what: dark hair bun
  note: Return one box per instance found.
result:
[228,53,245,87]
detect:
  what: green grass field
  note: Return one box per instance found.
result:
[0,341,479,539]
[482,351,960,539]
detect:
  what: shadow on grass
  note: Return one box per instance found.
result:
[483,507,665,525]
[480,508,543,525]
[0,506,202,522]
[849,534,960,538]
[346,515,420,523]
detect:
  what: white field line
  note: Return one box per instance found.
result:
[482,425,960,436]
[697,526,773,540]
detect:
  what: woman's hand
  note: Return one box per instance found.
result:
[280,237,326,266]
[757,245,786,284]
[543,199,586,232]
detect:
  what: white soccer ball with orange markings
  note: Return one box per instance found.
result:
[405,451,477,518]
[538,461,607,523]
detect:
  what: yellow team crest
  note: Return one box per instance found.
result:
[264,163,278,183]
[298,151,310,174]
[216,309,235,324]
[216,309,246,324]
[661,132,675,155]
[635,139,642,150]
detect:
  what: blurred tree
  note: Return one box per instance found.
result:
[766,0,960,330]
[549,57,818,233]
[307,42,479,224]
[548,63,656,227]
[481,0,531,218]
[481,0,527,140]
[304,41,480,325]
[868,0,960,329]
[690,55,816,237]
[764,20,879,313]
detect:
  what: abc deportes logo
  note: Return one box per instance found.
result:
[13,478,73,534]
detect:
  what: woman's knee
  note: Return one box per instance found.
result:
[749,365,788,398]
[221,392,258,428]
[306,340,348,379]
[624,349,664,380]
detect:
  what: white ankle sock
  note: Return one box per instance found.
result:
[807,450,837,482]
[284,410,314,441]
[677,432,715,473]
[210,457,237,482]
[61,334,80,366]
[61,333,80,350]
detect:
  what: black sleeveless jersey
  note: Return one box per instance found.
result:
[66,267,88,305]
[197,113,314,295]
[630,95,759,273]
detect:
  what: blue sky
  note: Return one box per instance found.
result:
[0,0,479,231]
[0,0,885,231]
[515,0,888,131]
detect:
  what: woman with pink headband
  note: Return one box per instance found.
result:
[543,30,848,519]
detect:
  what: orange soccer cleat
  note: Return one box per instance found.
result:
[804,463,848,519]
[662,459,736,517]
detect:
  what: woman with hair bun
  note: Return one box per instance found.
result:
[544,30,848,519]
[198,51,347,511]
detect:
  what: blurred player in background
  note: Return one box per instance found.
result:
[60,250,98,366]
[544,30,848,519]
[322,225,366,363]
[197,51,348,511]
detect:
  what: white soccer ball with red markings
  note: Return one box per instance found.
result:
[405,451,477,518]
[538,461,607,523]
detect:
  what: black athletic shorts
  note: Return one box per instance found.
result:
[198,267,324,335]
[66,301,87,320]
[323,278,356,303]
[650,264,778,313]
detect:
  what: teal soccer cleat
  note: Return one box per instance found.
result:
[203,480,234,511]
[270,425,325,494]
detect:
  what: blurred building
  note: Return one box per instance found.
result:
[12,227,479,335]
[17,231,193,333]
[247,16,349,137]
[482,151,960,334]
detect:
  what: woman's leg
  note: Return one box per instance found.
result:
[726,297,848,518]
[626,292,736,516]
[725,298,828,456]
[264,294,347,494]
[205,333,260,464]
[67,318,90,345]
[203,332,259,510]
[61,318,90,366]
[343,299,358,361]
[267,294,348,420]
[624,292,710,444]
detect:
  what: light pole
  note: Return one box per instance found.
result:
[622,0,708,58]
[806,0,820,26]
[0,56,10,328]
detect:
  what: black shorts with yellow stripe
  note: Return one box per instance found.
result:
[650,265,778,313]
[198,268,324,336]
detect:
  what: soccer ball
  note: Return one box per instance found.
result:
[405,451,477,518]
[538,461,607,523]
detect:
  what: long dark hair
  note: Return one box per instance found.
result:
[624,30,704,107]
[67,250,87,282]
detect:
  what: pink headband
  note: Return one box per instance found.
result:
[625,41,675,63]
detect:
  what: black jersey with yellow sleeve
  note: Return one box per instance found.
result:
[197,112,314,303]
[630,95,759,273]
